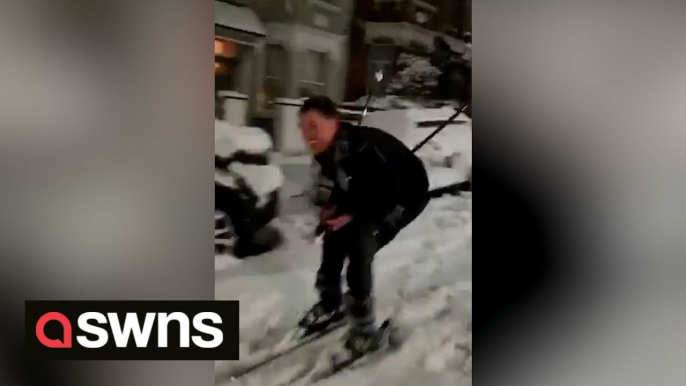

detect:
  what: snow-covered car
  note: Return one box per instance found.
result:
[360,106,471,193]
[215,119,284,258]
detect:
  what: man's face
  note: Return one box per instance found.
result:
[299,110,338,155]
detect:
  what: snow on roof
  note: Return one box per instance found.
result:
[215,2,266,36]
[217,164,283,201]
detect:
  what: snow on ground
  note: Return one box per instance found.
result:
[215,194,472,386]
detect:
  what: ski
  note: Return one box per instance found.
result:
[310,318,403,382]
[218,319,348,383]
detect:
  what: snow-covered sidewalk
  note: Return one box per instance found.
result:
[215,195,472,386]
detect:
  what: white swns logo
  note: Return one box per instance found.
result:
[76,312,223,349]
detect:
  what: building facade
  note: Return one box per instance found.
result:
[215,0,353,125]
[345,0,471,101]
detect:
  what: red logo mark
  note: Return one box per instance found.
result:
[36,312,72,348]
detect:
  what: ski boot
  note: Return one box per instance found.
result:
[343,323,388,358]
[297,300,346,337]
[342,294,386,358]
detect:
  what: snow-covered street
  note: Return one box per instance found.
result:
[215,194,472,386]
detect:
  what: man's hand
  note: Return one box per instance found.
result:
[320,205,337,223]
[314,205,352,236]
[324,214,353,232]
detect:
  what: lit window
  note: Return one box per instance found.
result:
[215,39,236,58]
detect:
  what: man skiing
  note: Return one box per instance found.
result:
[297,95,430,356]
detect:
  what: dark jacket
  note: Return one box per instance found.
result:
[314,122,429,225]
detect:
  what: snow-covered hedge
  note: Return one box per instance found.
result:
[386,53,441,99]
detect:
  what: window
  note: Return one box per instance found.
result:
[215,38,241,91]
[261,44,287,109]
[299,51,328,97]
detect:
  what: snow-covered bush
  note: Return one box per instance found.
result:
[386,53,441,99]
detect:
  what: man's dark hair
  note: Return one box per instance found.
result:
[300,95,339,118]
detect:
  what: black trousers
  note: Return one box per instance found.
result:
[315,197,430,321]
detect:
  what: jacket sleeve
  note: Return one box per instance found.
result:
[338,142,402,225]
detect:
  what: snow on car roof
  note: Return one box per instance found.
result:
[215,120,272,157]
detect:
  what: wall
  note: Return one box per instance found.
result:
[264,22,348,102]
[297,0,354,35]
[274,99,307,154]
[251,0,291,22]
[253,0,353,35]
